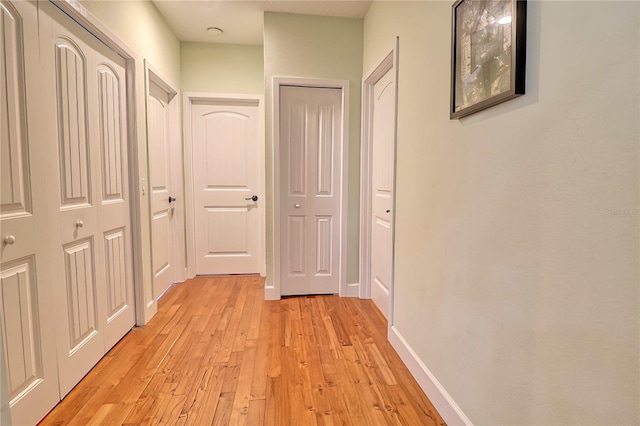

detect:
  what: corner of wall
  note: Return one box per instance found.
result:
[389,326,473,426]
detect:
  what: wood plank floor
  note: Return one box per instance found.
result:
[40,276,445,425]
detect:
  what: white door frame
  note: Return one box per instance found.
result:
[360,43,399,323]
[183,92,266,279]
[52,0,152,325]
[270,77,350,300]
[144,60,186,297]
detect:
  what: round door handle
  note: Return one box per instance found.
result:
[245,195,258,202]
[295,204,301,209]
[3,235,16,245]
[75,220,84,228]
[386,210,391,213]
[168,196,176,203]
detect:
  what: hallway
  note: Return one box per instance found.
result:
[40,276,444,425]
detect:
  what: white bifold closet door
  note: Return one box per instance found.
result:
[1,1,136,423]
[38,1,136,397]
[0,1,60,424]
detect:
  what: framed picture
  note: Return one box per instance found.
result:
[450,0,527,119]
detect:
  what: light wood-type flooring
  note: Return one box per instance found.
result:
[40,276,445,425]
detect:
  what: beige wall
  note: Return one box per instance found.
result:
[264,12,363,288]
[80,0,181,312]
[364,1,639,424]
[181,42,264,94]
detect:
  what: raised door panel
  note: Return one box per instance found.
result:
[205,208,249,255]
[287,216,306,276]
[315,216,332,275]
[204,112,249,188]
[148,97,169,196]
[103,228,127,321]
[0,1,31,218]
[0,258,43,410]
[54,39,91,208]
[287,102,307,197]
[316,105,334,197]
[62,239,99,352]
[97,65,124,202]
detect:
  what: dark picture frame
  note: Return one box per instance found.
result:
[450,0,527,119]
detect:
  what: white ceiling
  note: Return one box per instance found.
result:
[152,0,373,45]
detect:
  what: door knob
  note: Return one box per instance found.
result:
[386,210,391,213]
[245,195,258,202]
[75,220,84,228]
[295,204,301,209]
[3,235,16,245]
[168,196,176,203]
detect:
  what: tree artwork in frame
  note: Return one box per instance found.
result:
[450,0,527,119]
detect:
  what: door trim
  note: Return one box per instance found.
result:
[270,77,350,300]
[183,92,266,279]
[51,0,152,325]
[360,42,399,324]
[144,60,186,295]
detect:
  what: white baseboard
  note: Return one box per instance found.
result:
[389,326,473,426]
[346,282,359,297]
[264,284,280,300]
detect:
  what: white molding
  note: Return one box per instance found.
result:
[272,77,350,300]
[52,0,153,325]
[359,40,399,329]
[182,92,266,280]
[346,283,360,297]
[389,326,473,426]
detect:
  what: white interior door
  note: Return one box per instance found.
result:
[40,2,135,397]
[0,1,60,423]
[191,99,262,275]
[370,67,396,320]
[147,72,180,299]
[279,86,342,296]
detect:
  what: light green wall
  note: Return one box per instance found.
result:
[181,42,264,94]
[80,0,181,310]
[264,12,363,288]
[364,1,639,424]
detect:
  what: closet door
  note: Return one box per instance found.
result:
[0,1,60,424]
[92,30,136,355]
[39,1,135,397]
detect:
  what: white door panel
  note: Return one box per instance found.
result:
[147,79,176,298]
[192,102,261,274]
[280,87,342,295]
[0,1,60,424]
[94,43,135,351]
[40,1,134,397]
[370,68,396,320]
